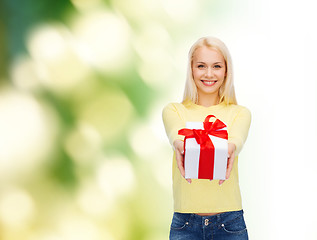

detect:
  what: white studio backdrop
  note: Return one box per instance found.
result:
[161,0,317,239]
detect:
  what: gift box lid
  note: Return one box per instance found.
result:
[185,122,204,129]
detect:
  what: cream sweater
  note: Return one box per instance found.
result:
[162,99,251,213]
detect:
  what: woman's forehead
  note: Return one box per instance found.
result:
[192,46,225,63]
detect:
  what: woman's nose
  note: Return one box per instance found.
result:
[205,67,214,78]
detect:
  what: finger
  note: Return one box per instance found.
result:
[178,142,184,155]
[175,150,185,178]
[186,178,192,184]
[219,180,225,185]
[226,155,234,179]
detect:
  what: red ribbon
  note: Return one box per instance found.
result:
[178,115,228,179]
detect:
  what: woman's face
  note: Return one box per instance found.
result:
[192,46,226,99]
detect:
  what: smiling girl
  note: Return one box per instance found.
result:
[162,36,251,240]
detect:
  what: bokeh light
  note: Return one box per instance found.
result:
[11,56,42,91]
[27,23,90,93]
[76,179,112,217]
[0,89,57,182]
[64,122,102,164]
[0,188,35,227]
[71,9,131,73]
[75,88,134,140]
[96,154,136,198]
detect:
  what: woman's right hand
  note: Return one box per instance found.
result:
[173,140,192,184]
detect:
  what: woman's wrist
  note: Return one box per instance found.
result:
[228,142,236,151]
[173,139,184,151]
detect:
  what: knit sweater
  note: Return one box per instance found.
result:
[162,99,251,213]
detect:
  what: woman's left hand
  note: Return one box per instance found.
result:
[219,143,236,185]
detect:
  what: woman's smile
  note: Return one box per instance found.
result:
[201,80,218,86]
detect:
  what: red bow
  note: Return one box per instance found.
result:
[178,115,228,146]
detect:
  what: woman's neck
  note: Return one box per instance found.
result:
[197,94,220,107]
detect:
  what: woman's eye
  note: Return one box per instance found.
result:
[214,65,222,68]
[198,65,205,68]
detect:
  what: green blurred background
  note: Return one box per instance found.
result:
[0,0,257,239]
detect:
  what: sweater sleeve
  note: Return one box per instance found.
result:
[228,106,251,155]
[162,103,185,146]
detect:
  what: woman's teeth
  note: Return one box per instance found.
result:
[201,80,217,86]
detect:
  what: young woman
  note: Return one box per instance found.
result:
[162,36,251,240]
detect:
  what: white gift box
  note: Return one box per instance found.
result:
[183,121,228,180]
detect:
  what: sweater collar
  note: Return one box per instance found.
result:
[182,98,227,109]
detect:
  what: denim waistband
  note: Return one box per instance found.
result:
[174,210,244,226]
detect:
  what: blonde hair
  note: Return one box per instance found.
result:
[183,36,237,105]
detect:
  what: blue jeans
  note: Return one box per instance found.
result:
[169,210,248,240]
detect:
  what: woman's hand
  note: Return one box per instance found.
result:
[173,139,192,184]
[219,143,236,185]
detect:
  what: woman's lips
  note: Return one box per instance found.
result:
[201,80,217,86]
